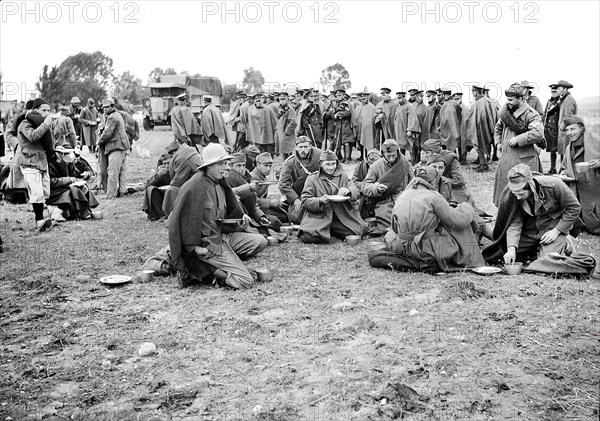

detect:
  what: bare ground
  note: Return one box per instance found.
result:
[1,129,599,421]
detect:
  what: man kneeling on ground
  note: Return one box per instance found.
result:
[168,144,268,289]
[369,166,485,272]
[299,150,367,243]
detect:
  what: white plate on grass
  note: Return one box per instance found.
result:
[99,275,132,285]
[470,266,502,276]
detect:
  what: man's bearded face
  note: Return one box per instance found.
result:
[296,143,311,158]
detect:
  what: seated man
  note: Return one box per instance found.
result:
[559,116,600,235]
[278,135,322,224]
[47,145,99,221]
[162,143,203,218]
[483,164,583,266]
[361,139,413,232]
[299,150,367,243]
[250,152,288,224]
[352,148,382,219]
[169,143,267,289]
[369,166,485,272]
[242,145,261,173]
[142,141,181,220]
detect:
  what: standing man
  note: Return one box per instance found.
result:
[439,90,462,155]
[559,116,600,235]
[354,92,376,161]
[97,98,130,199]
[14,98,58,230]
[168,143,267,289]
[555,80,578,159]
[454,92,471,164]
[247,93,278,155]
[334,100,355,163]
[51,105,78,149]
[79,98,99,154]
[201,95,230,145]
[276,91,297,159]
[171,93,203,146]
[394,91,420,156]
[228,91,248,152]
[411,90,426,164]
[296,90,324,148]
[278,135,323,224]
[493,83,544,207]
[467,85,496,172]
[376,87,397,138]
[421,90,441,146]
[521,81,544,116]
[543,84,561,174]
[69,97,82,142]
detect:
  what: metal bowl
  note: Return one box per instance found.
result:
[504,262,523,275]
[138,270,155,282]
[346,235,360,246]
[255,268,274,282]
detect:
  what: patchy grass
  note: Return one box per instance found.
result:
[1,129,599,421]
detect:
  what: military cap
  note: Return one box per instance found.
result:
[278,91,289,97]
[296,135,312,145]
[252,92,265,98]
[380,87,392,94]
[416,166,439,183]
[563,115,585,128]
[442,90,452,95]
[504,83,523,98]
[425,90,437,96]
[246,145,261,156]
[319,150,338,162]
[231,152,246,164]
[367,149,382,159]
[396,91,406,96]
[336,89,346,94]
[454,92,464,96]
[426,153,446,165]
[414,90,424,94]
[350,93,358,99]
[483,87,491,93]
[556,80,574,89]
[472,85,485,92]
[256,152,274,164]
[507,163,534,192]
[235,91,247,97]
[101,98,115,107]
[381,139,399,153]
[176,93,187,100]
[407,89,419,94]
[421,139,442,153]
[548,83,558,89]
[204,95,213,102]
[520,80,534,89]
[295,89,305,95]
[70,97,81,104]
[436,88,443,93]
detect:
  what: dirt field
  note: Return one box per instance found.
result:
[1,127,599,421]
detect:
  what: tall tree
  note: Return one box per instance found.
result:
[242,67,265,92]
[113,71,145,104]
[35,65,66,103]
[319,63,351,93]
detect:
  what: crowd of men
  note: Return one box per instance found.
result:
[1,80,597,281]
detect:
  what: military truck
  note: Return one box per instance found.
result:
[142,74,223,130]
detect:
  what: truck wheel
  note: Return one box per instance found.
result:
[143,116,154,131]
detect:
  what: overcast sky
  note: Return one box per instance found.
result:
[1,0,599,104]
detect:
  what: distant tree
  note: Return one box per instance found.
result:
[319,63,351,93]
[36,65,66,103]
[148,67,178,83]
[242,67,265,92]
[222,83,239,106]
[113,71,145,104]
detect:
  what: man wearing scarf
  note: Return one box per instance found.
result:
[467,85,497,172]
[559,116,600,234]
[168,144,267,289]
[492,83,544,207]
[361,139,413,232]
[161,143,203,218]
[543,84,561,174]
[247,93,278,154]
[170,93,203,146]
[368,166,485,272]
[79,98,99,154]
[278,136,323,224]
[554,80,578,157]
[393,92,420,156]
[14,98,58,230]
[298,150,366,244]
